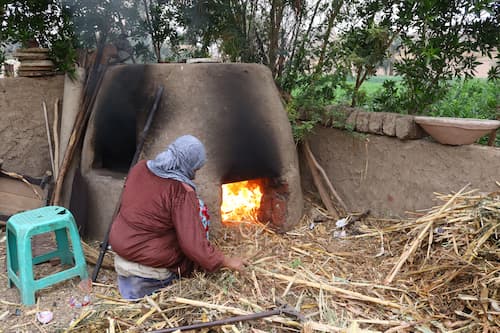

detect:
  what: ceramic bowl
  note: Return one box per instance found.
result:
[414,116,500,145]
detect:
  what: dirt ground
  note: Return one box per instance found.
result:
[0,191,498,333]
[0,233,118,333]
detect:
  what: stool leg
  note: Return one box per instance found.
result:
[18,234,36,305]
[55,228,73,265]
[67,222,89,280]
[6,228,18,288]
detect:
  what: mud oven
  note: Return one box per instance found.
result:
[79,63,303,240]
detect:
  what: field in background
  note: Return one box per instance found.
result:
[337,76,499,119]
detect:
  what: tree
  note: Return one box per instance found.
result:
[64,0,141,58]
[1,0,78,72]
[180,0,267,62]
[366,0,500,113]
[138,0,179,62]
[64,0,182,64]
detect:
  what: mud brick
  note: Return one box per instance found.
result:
[355,111,370,133]
[396,115,427,139]
[345,110,358,130]
[382,112,400,136]
[323,105,355,128]
[368,112,386,135]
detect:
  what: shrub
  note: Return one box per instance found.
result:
[370,79,406,114]
[428,79,499,120]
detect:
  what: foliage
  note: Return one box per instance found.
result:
[64,0,148,63]
[48,7,79,75]
[287,72,346,142]
[369,0,500,114]
[1,1,78,73]
[133,40,157,62]
[487,53,500,81]
[1,1,61,46]
[180,1,254,62]
[64,0,127,48]
[349,77,499,121]
[137,1,180,62]
[337,17,395,107]
[370,79,406,114]
[290,258,302,269]
[280,1,347,91]
[428,79,500,120]
[2,0,498,149]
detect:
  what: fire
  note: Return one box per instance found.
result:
[221,180,263,224]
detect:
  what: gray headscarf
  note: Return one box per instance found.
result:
[146,135,206,189]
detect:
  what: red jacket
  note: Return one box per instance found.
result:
[109,160,224,276]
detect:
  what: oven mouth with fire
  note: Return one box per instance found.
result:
[81,64,302,240]
[221,178,289,227]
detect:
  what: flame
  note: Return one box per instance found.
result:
[221,180,263,224]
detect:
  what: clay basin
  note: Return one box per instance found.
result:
[414,116,500,145]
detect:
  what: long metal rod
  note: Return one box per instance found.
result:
[150,308,285,333]
[91,85,164,282]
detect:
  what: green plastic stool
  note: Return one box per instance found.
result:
[6,206,89,305]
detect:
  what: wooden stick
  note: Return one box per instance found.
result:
[168,297,251,316]
[42,101,55,177]
[136,308,156,326]
[64,309,95,332]
[53,98,60,178]
[304,141,348,212]
[145,295,175,327]
[253,267,402,309]
[302,141,339,219]
[355,319,411,326]
[301,321,342,332]
[384,184,469,284]
[0,169,42,199]
[464,220,499,261]
[0,299,22,306]
[107,317,116,333]
[93,293,132,303]
[251,270,264,299]
[51,65,106,205]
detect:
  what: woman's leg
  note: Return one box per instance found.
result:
[117,274,178,300]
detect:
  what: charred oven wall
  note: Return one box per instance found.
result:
[81,63,303,240]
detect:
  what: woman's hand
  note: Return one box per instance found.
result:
[222,256,247,272]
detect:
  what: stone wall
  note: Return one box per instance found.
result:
[301,126,500,218]
[319,105,428,140]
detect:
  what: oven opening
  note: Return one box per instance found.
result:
[221,177,289,228]
[221,178,264,225]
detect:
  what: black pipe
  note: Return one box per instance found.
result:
[150,307,288,333]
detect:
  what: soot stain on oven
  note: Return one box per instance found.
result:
[92,66,150,173]
[208,68,283,184]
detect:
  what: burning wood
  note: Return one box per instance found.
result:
[221,180,264,225]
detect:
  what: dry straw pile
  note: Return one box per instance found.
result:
[76,186,499,332]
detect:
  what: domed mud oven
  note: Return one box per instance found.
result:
[79,63,303,240]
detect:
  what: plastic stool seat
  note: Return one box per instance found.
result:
[6,206,88,305]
